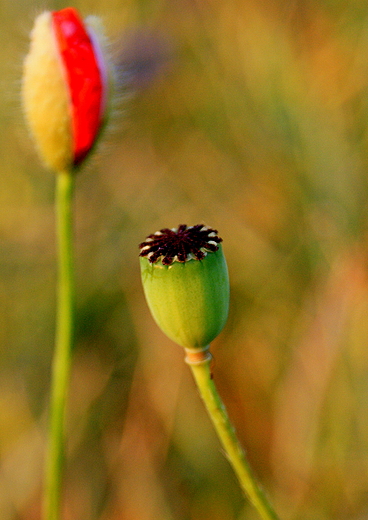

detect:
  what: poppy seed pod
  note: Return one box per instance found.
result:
[22,8,109,172]
[139,225,230,350]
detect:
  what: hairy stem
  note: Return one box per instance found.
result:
[185,347,280,520]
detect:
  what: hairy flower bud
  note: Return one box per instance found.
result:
[139,225,230,349]
[22,8,108,171]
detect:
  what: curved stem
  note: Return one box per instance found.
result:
[185,347,280,520]
[44,170,75,520]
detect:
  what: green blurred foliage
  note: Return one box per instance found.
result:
[2,0,368,518]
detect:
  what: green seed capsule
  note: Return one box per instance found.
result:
[139,225,230,349]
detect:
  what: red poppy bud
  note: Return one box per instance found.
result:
[22,8,109,171]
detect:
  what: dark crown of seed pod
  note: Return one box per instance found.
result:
[139,224,222,266]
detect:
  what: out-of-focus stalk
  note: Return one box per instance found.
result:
[44,170,75,520]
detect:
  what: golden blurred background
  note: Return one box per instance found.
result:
[2,0,368,518]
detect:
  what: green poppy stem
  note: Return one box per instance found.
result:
[44,170,75,520]
[185,347,280,520]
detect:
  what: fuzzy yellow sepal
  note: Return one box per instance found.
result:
[22,12,73,172]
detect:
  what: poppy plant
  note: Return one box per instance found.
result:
[22,8,111,520]
[139,225,280,520]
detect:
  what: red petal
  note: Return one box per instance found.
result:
[52,8,104,165]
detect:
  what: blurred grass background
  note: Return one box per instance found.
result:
[2,0,368,518]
